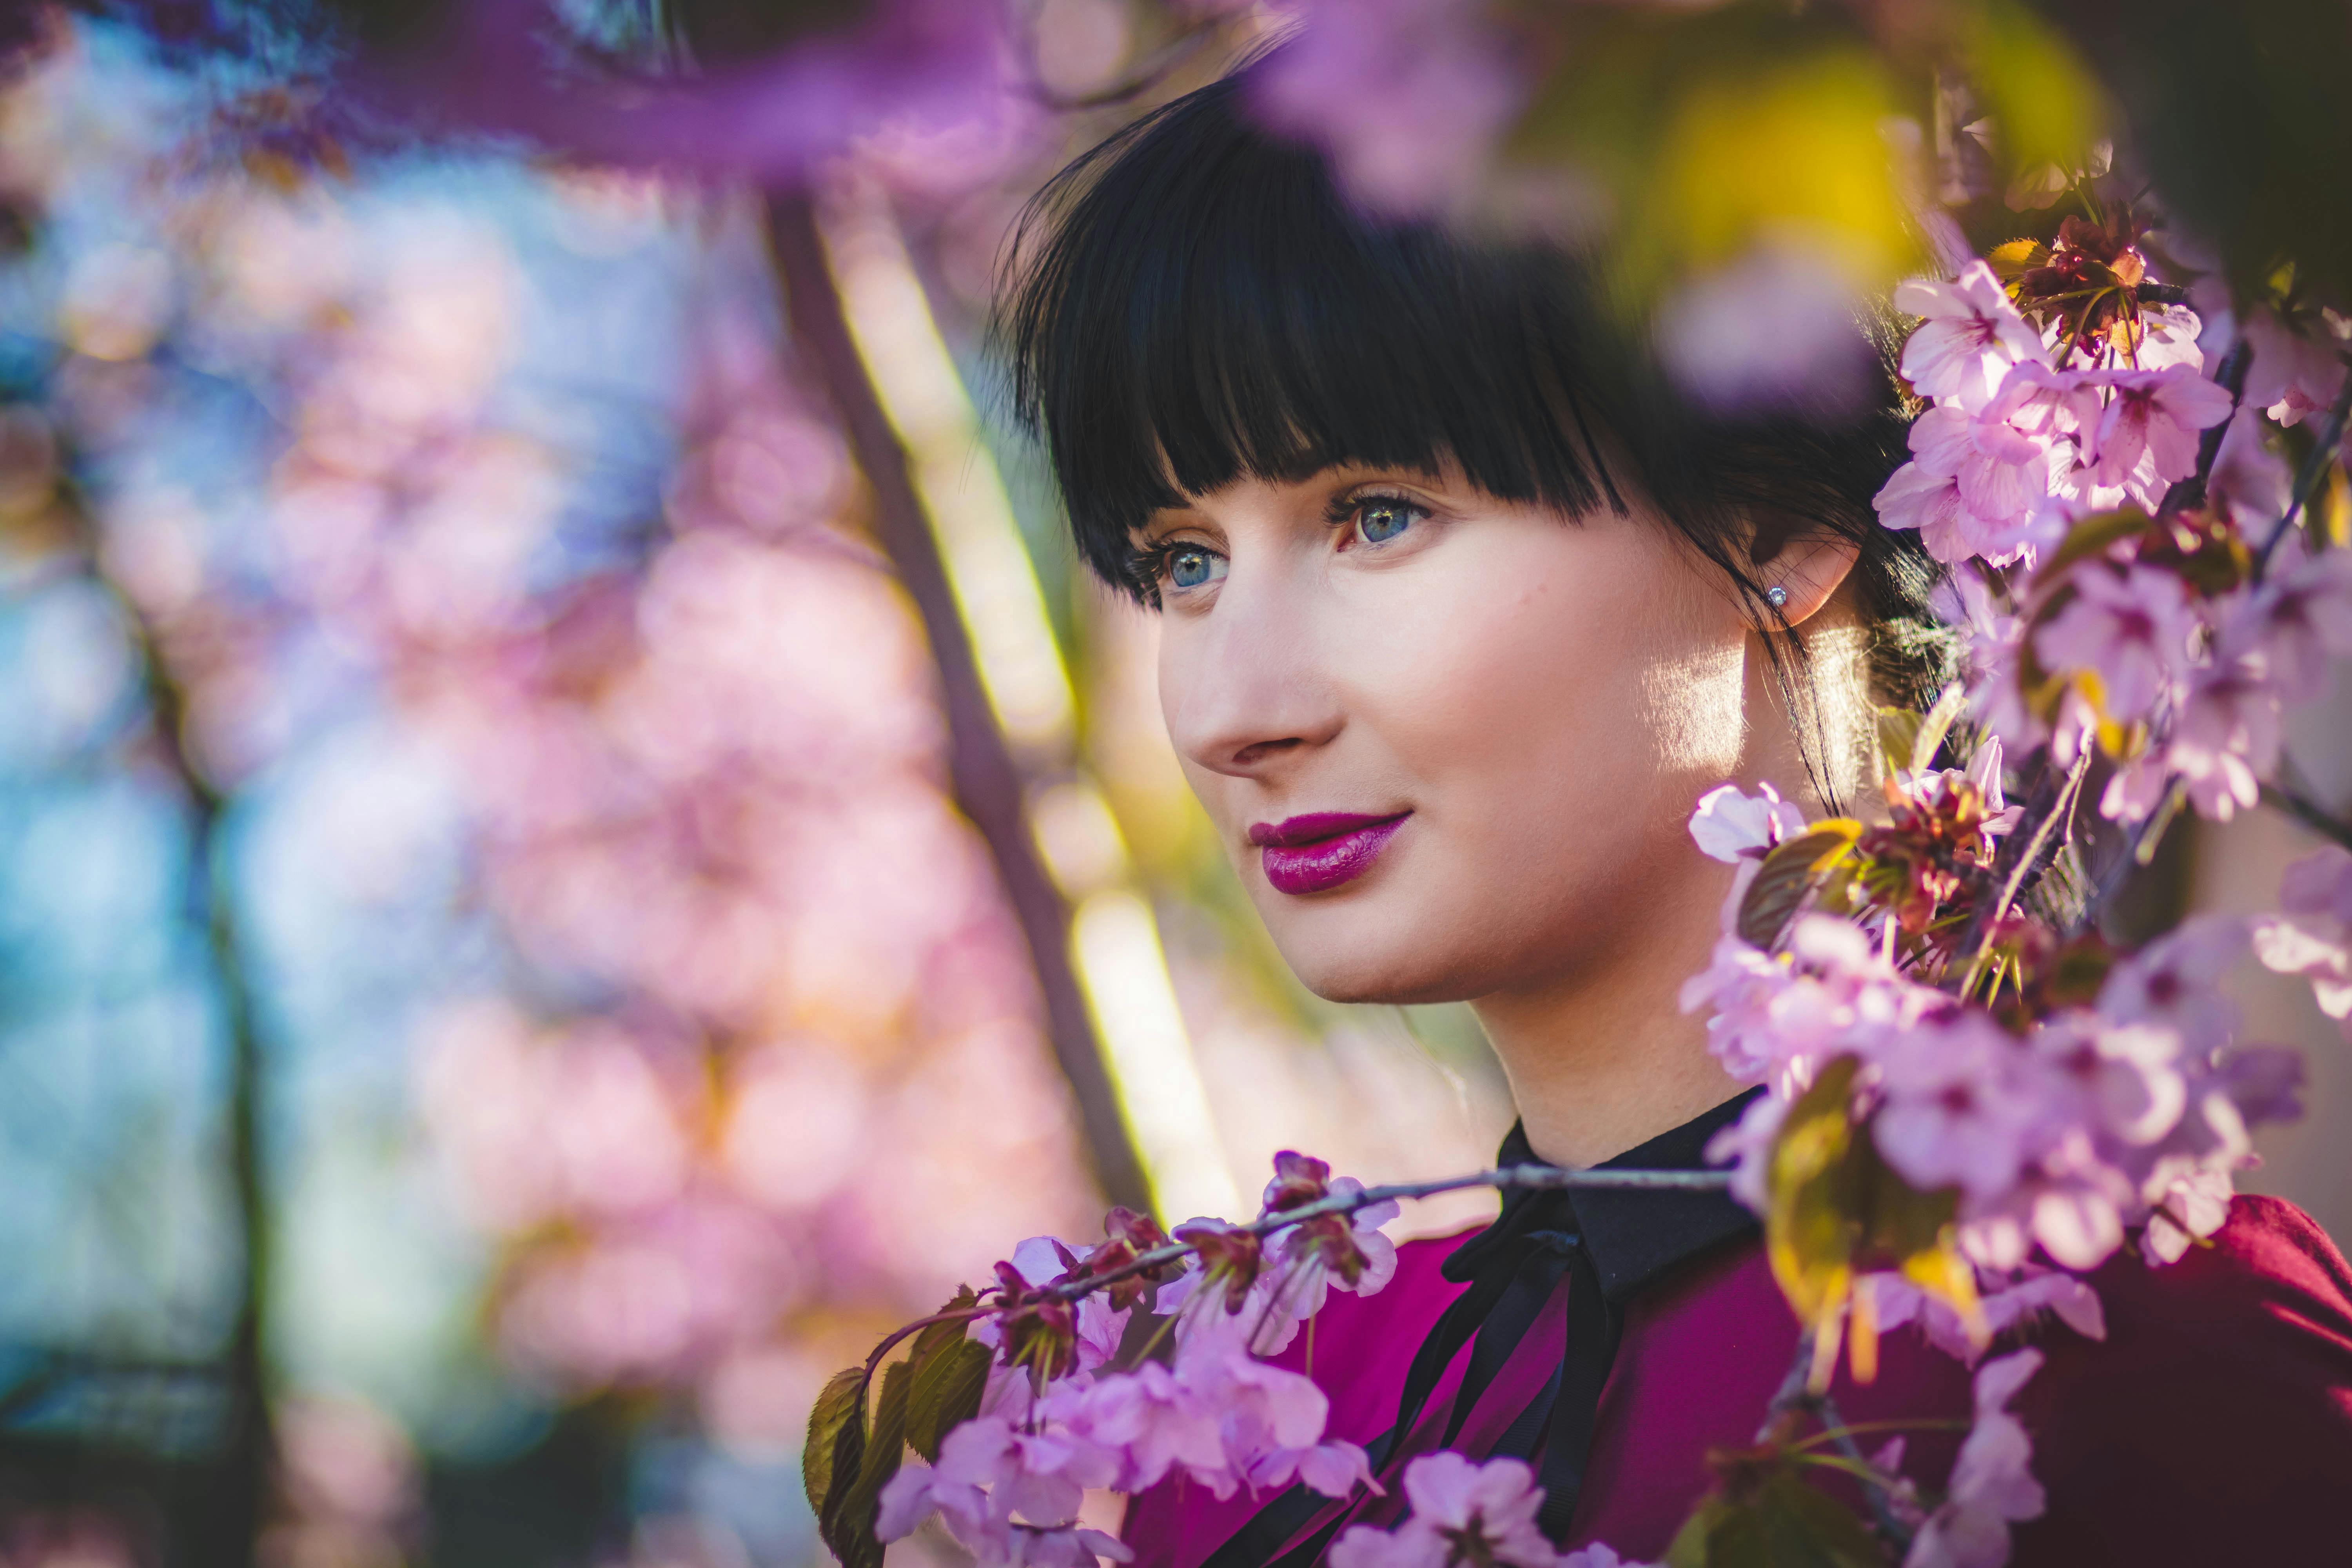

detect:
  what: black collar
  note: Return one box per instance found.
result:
[1445,1087,1766,1303]
[1208,1087,1768,1568]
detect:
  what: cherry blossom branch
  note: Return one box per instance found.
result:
[1812,1391,1917,1552]
[1757,1337,1916,1552]
[1041,1164,1732,1306]
[2253,362,2352,577]
[2155,337,2252,520]
[764,194,1155,1217]
[1960,749,2092,995]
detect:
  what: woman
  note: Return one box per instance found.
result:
[1000,69,2352,1567]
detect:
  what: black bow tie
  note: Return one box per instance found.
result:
[1205,1089,1763,1567]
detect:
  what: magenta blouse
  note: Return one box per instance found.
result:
[1121,1100,2352,1566]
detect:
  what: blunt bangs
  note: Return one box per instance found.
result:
[1000,63,1956,739]
[1002,74,1621,598]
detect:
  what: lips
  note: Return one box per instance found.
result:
[1246,811,1411,896]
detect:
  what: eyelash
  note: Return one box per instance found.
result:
[1122,539,1182,601]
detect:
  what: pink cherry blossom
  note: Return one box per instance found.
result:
[1330,1453,1561,1568]
[2240,305,2347,428]
[1904,1350,2045,1568]
[1688,781,1808,864]
[1249,0,1524,217]
[2026,1018,2187,1148]
[2033,564,2194,723]
[2069,364,2236,488]
[1705,1090,1789,1212]
[1561,1547,1653,1568]
[1916,365,2073,516]
[1871,1267,2105,1364]
[1247,1436,1382,1500]
[1936,570,2043,750]
[2139,1164,2239,1265]
[1877,363,2080,568]
[877,1414,1120,1561]
[2098,915,2246,1055]
[1873,455,2057,568]
[2252,847,2352,1040]
[1894,261,2049,409]
[2130,303,2205,373]
[1327,1524,1438,1568]
[1874,1013,2042,1202]
[1050,1359,1228,1495]
[972,1237,1131,1374]
[2230,547,2352,703]
[1275,1178,1402,1319]
[2162,648,2279,822]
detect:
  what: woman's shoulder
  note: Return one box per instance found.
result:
[2009,1194,2352,1564]
[2042,1192,2352,1383]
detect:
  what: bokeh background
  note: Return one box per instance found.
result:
[0,5,2346,1567]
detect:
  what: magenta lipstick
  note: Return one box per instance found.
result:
[1247,811,1410,895]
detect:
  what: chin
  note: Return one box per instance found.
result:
[1258,898,1490,1007]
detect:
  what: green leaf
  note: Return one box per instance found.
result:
[1873,708,1921,782]
[1765,1055,1863,1330]
[906,1335,993,1463]
[1737,821,1863,949]
[1911,682,1968,776]
[804,1365,868,1521]
[806,1365,870,1556]
[1985,237,2052,280]
[1666,1472,1890,1568]
[826,1359,914,1568]
[1755,1472,1893,1567]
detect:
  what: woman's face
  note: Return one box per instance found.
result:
[1141,465,1766,1005]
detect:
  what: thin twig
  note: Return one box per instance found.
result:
[1814,1391,1917,1552]
[1045,1165,1733,1305]
[2155,338,2252,521]
[1960,749,2091,996]
[2095,773,2186,911]
[2260,780,2352,852]
[2254,363,2352,578]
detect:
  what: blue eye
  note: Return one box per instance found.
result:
[1167,545,1227,589]
[1356,499,1419,544]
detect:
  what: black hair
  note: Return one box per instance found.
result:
[999,68,1958,776]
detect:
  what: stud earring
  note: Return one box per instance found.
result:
[1765,584,1789,610]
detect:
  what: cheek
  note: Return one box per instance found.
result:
[1339,518,1746,800]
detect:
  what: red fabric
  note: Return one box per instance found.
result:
[1119,1194,2352,1566]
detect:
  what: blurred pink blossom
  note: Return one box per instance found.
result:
[2033,564,2193,724]
[2252,847,2352,1040]
[1249,0,1525,216]
[1904,1350,2046,1568]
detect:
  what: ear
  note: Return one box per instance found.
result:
[1748,520,1859,628]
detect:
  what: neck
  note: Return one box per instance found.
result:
[1471,860,1745,1169]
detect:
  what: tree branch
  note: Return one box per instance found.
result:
[1042,1163,1734,1305]
[2254,361,2352,577]
[763,191,1156,1218]
[2261,779,2352,852]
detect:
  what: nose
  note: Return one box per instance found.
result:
[1159,571,1343,781]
